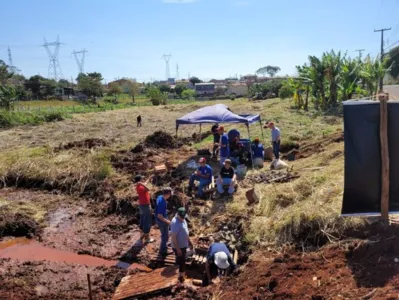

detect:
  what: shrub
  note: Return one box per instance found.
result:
[182,89,195,100]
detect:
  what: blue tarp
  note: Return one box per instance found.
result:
[176,104,261,129]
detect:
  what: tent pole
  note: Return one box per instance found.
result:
[247,125,254,169]
[259,120,265,144]
[199,124,202,142]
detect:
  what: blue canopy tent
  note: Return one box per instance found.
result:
[176,104,265,167]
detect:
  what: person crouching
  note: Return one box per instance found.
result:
[216,159,236,197]
[188,157,213,199]
[251,138,264,168]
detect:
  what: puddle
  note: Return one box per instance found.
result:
[0,237,117,267]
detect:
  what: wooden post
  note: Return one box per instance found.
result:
[380,97,390,224]
[87,274,93,300]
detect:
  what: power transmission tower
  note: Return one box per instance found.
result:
[176,63,180,80]
[43,36,63,81]
[374,27,391,91]
[163,54,172,79]
[355,49,365,59]
[72,49,88,74]
[7,47,20,74]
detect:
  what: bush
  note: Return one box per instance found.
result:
[0,110,68,128]
[278,85,293,99]
[182,89,196,100]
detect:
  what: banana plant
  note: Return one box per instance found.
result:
[0,85,17,111]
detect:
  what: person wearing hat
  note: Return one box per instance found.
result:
[134,175,155,244]
[155,187,172,256]
[211,123,220,160]
[205,242,236,285]
[218,126,230,166]
[251,138,265,168]
[216,159,236,197]
[267,122,281,159]
[171,207,193,283]
[188,157,213,198]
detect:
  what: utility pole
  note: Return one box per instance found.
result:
[355,49,365,59]
[43,35,64,81]
[374,27,391,91]
[176,63,180,80]
[72,49,88,75]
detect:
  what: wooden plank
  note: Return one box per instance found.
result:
[113,266,178,300]
[233,250,238,265]
[380,98,390,223]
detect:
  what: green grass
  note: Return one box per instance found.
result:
[0,110,70,128]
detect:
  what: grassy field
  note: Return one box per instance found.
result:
[0,98,362,249]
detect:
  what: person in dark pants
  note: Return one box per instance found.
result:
[204,242,236,285]
[137,115,142,127]
[268,122,281,159]
[155,187,172,256]
[211,124,220,159]
[171,207,192,283]
[134,175,155,244]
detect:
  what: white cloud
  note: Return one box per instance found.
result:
[234,1,249,7]
[162,0,198,3]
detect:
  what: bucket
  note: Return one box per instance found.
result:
[236,164,247,179]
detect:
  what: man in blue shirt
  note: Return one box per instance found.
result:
[171,207,192,283]
[251,138,264,168]
[205,242,236,285]
[268,122,281,159]
[188,157,213,198]
[218,126,230,166]
[155,187,172,256]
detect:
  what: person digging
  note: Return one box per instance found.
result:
[188,157,213,199]
[155,187,173,256]
[204,242,236,286]
[216,159,236,198]
[171,207,193,283]
[134,175,155,244]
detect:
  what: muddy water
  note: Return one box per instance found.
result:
[0,237,118,267]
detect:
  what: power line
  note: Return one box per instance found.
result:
[374,27,391,90]
[42,36,63,81]
[355,49,365,59]
[162,53,172,80]
[72,49,88,74]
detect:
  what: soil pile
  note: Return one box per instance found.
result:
[0,213,40,238]
[247,171,299,184]
[132,131,192,152]
[111,151,154,174]
[55,138,107,151]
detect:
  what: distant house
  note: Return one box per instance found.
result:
[54,87,75,100]
[195,82,215,96]
[175,79,194,89]
[227,83,248,97]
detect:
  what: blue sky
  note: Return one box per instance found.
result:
[1,0,399,83]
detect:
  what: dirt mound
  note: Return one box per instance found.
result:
[111,151,155,174]
[132,131,192,153]
[55,138,107,151]
[247,170,299,184]
[219,231,399,299]
[0,213,41,238]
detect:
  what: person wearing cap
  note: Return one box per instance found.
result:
[171,207,192,283]
[267,122,281,159]
[205,242,236,284]
[188,157,213,198]
[211,123,220,159]
[216,159,236,196]
[155,187,172,256]
[218,126,230,166]
[134,175,154,244]
[251,138,265,168]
